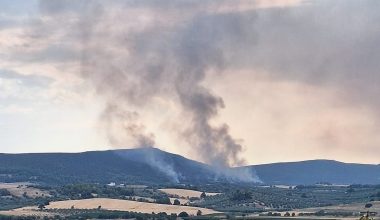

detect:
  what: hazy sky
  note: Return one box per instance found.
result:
[1,0,380,165]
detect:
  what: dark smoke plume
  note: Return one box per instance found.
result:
[53,0,256,169]
[14,0,380,172]
[34,0,267,181]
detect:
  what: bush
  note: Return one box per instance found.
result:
[0,189,11,197]
[155,196,172,205]
[178,211,189,218]
[173,199,180,205]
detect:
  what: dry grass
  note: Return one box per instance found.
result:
[159,188,220,198]
[46,198,219,215]
[0,198,219,217]
[0,182,50,198]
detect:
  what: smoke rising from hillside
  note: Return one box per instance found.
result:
[3,0,380,166]
[44,0,257,169]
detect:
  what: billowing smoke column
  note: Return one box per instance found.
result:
[38,0,258,182]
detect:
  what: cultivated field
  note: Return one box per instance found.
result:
[46,198,219,215]
[0,182,50,198]
[0,198,219,217]
[159,188,220,198]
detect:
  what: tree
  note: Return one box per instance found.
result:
[38,204,46,210]
[156,196,172,205]
[292,213,296,217]
[284,212,290,217]
[230,190,252,201]
[197,210,202,216]
[178,211,189,218]
[0,189,11,196]
[173,199,181,205]
[98,205,102,210]
[200,192,206,199]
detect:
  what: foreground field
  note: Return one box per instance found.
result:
[0,198,219,216]
[159,188,220,198]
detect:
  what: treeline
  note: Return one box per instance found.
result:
[57,184,134,199]
[0,210,193,220]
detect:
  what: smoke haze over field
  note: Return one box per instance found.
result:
[1,0,380,166]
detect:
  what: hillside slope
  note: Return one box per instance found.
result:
[0,148,379,185]
[0,148,215,185]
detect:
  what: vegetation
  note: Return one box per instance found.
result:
[57,184,134,199]
[173,199,181,205]
[178,211,189,217]
[0,189,10,197]
[194,184,380,212]
[1,149,380,186]
[154,196,172,205]
[0,210,181,220]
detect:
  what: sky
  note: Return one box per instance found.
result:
[0,0,380,166]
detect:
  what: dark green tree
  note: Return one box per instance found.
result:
[200,192,206,199]
[173,199,181,205]
[178,211,189,218]
[38,204,45,210]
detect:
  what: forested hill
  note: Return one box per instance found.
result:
[0,148,379,185]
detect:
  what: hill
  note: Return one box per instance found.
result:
[0,148,379,185]
[0,148,216,185]
[248,159,380,185]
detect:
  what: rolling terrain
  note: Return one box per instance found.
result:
[0,148,379,185]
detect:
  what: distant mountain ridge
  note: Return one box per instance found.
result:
[248,159,380,185]
[0,148,379,185]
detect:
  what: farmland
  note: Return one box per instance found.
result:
[47,198,218,215]
[0,182,379,219]
[0,198,218,217]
